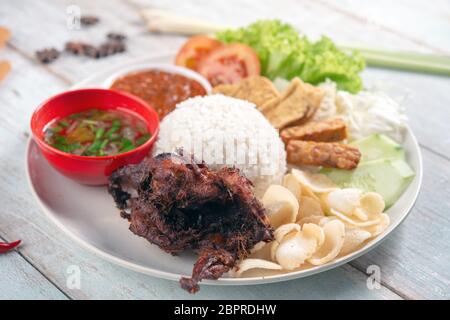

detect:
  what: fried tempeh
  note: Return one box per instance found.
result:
[233,76,279,108]
[262,78,324,129]
[281,118,347,143]
[286,140,361,170]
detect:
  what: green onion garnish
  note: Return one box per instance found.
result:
[86,139,103,154]
[95,127,105,140]
[52,126,63,133]
[136,133,151,146]
[99,139,109,150]
[120,138,134,152]
[59,120,70,128]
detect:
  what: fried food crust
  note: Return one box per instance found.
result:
[212,83,240,96]
[108,152,274,293]
[281,118,347,143]
[213,75,279,109]
[286,140,361,170]
[262,78,324,129]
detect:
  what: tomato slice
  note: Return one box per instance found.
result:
[197,44,260,86]
[174,36,222,71]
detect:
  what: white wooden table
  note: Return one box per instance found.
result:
[1,0,449,300]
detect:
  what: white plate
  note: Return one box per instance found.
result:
[26,53,423,286]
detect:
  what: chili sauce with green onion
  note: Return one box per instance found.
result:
[44,109,151,156]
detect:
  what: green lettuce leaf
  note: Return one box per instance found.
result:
[216,20,365,93]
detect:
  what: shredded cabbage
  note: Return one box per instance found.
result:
[336,91,407,142]
[313,81,407,142]
[216,20,365,93]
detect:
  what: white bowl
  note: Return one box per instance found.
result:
[102,63,212,93]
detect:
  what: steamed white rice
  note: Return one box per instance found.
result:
[154,94,287,196]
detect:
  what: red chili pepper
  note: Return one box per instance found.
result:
[0,240,21,253]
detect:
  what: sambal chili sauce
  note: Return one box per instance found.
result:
[110,70,207,119]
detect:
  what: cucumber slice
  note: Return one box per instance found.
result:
[321,158,415,207]
[350,134,405,162]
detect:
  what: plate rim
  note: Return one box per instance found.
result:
[26,53,424,286]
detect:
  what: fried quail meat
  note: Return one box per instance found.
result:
[108,151,274,293]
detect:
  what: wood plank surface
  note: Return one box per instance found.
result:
[0,246,67,300]
[0,0,185,83]
[316,0,450,54]
[0,0,449,299]
[349,150,450,299]
[127,0,440,52]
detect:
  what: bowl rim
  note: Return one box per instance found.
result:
[30,88,160,161]
[101,63,212,93]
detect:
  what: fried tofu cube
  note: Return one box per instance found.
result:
[233,76,279,109]
[263,78,324,129]
[212,76,280,110]
[212,83,240,96]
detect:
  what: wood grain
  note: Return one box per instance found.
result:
[127,0,439,52]
[0,249,67,300]
[0,0,449,299]
[0,0,186,83]
[349,150,450,299]
[316,0,450,54]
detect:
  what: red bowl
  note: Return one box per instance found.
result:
[30,88,160,185]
